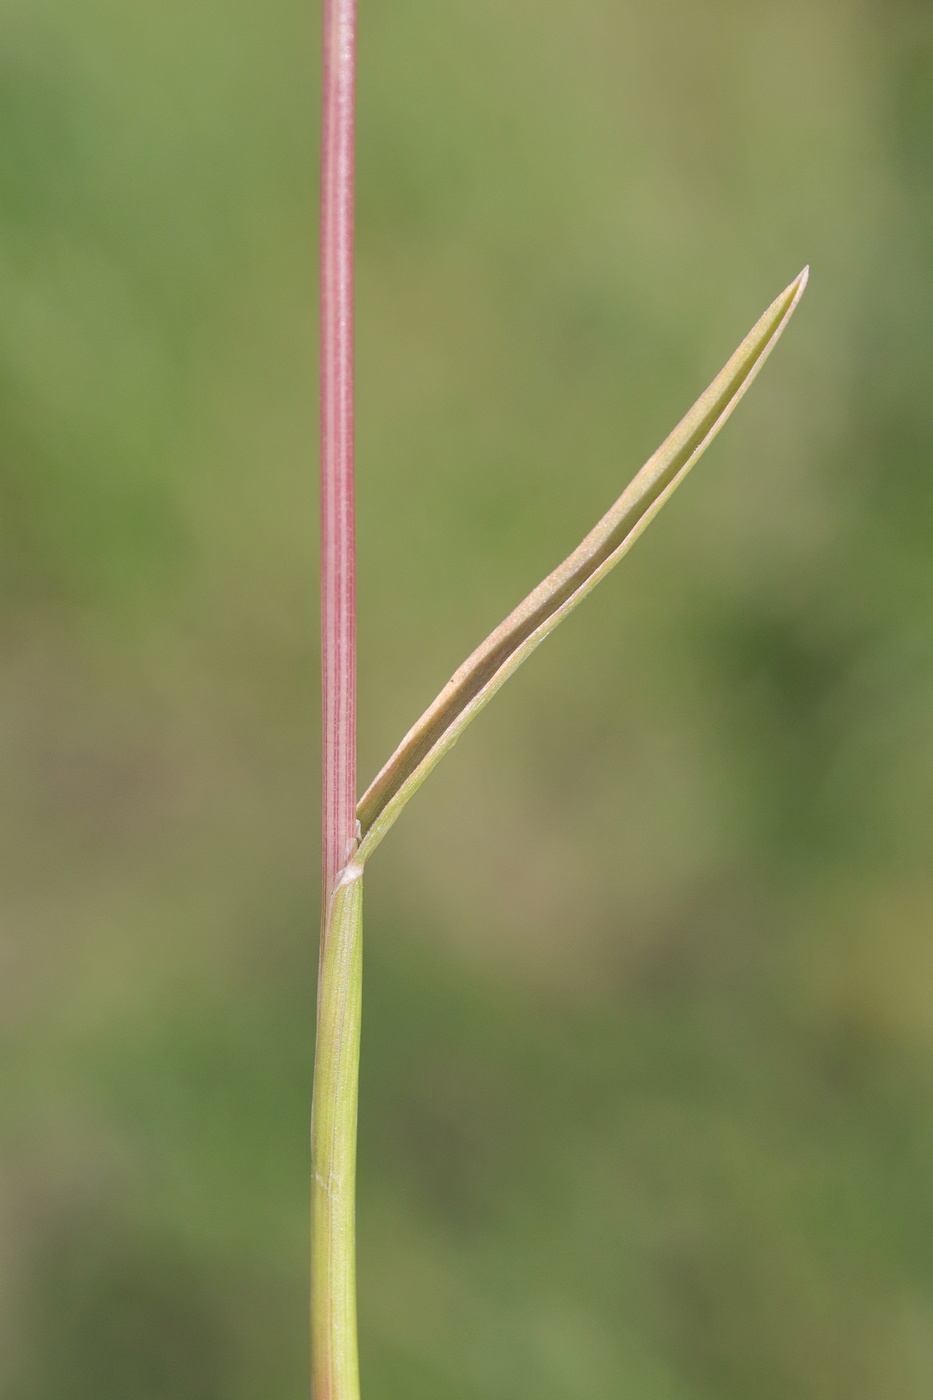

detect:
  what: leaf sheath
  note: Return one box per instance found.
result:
[311,862,365,1400]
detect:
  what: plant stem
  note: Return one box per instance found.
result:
[320,0,357,908]
[315,0,359,1395]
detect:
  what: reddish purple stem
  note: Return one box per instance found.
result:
[320,0,357,912]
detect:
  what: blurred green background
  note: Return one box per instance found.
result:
[1,0,933,1395]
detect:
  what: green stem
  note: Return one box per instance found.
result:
[311,860,364,1400]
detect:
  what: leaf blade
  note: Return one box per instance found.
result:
[356,267,809,864]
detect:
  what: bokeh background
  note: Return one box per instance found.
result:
[1,0,933,1395]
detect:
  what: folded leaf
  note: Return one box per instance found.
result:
[356,267,809,864]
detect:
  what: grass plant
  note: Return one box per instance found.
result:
[312,1,808,1394]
